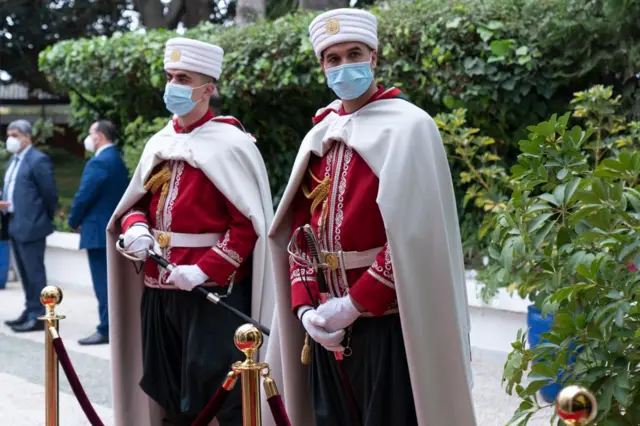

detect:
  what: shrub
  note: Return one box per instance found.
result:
[485,86,640,424]
[38,0,640,252]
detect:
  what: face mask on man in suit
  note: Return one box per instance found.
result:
[6,136,21,154]
[84,135,96,153]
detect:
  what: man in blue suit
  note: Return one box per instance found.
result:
[68,120,128,345]
[1,120,58,332]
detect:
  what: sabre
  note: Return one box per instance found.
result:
[301,225,342,361]
[116,237,270,336]
[300,225,361,426]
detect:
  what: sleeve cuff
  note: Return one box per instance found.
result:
[349,274,397,317]
[121,211,148,232]
[196,254,236,286]
[291,281,319,313]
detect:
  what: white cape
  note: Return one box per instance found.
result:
[262,98,477,426]
[106,118,275,426]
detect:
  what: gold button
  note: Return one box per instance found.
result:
[157,232,171,248]
[324,253,339,271]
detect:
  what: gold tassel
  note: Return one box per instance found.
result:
[262,375,279,398]
[301,333,311,365]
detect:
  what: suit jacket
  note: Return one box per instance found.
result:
[68,146,129,250]
[6,147,58,243]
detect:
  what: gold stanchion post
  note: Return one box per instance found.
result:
[39,286,65,426]
[555,385,597,426]
[233,324,264,426]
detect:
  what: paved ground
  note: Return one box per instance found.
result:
[0,280,555,425]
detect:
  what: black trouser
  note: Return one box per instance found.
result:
[10,237,47,318]
[139,278,251,426]
[309,314,418,426]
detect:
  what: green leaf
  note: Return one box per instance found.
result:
[524,379,550,394]
[528,203,551,213]
[528,212,554,233]
[592,179,608,201]
[557,226,571,247]
[533,221,556,249]
[599,378,615,412]
[564,178,582,204]
[616,369,630,390]
[625,188,640,212]
[490,39,514,57]
[446,17,462,28]
[515,46,529,56]
[618,240,640,262]
[539,193,558,206]
[553,184,566,205]
[614,383,630,407]
[486,20,505,30]
[478,28,494,42]
[443,95,455,109]
[557,168,568,180]
[530,362,555,378]
[576,264,592,279]
[536,121,555,138]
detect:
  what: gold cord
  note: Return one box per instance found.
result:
[302,170,332,215]
[144,166,172,221]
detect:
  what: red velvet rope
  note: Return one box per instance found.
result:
[51,337,105,426]
[190,384,231,426]
[267,395,292,426]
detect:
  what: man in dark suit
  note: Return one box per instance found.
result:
[68,120,128,345]
[2,119,58,332]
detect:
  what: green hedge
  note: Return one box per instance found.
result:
[39,0,639,258]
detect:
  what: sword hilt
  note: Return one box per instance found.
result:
[301,225,328,294]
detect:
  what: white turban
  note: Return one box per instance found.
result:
[308,8,378,59]
[163,37,224,80]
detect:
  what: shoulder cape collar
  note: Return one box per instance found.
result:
[312,87,404,125]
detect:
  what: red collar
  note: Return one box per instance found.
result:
[173,109,215,134]
[338,85,387,115]
[313,86,403,124]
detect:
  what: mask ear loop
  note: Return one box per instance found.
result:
[190,82,212,105]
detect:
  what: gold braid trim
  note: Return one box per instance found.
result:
[144,166,172,219]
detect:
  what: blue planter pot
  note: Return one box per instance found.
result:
[527,305,563,403]
[0,241,9,290]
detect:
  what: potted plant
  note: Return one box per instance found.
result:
[483,86,640,424]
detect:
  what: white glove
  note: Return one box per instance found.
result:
[122,223,158,260]
[167,265,209,291]
[299,307,345,351]
[315,295,361,333]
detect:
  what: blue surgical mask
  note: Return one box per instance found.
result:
[163,83,206,116]
[326,60,374,100]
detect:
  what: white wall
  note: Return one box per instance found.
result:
[44,231,92,290]
[39,232,531,354]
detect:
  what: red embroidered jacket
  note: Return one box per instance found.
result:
[290,86,401,317]
[121,110,258,289]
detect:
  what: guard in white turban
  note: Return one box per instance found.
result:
[263,8,477,426]
[106,37,276,426]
